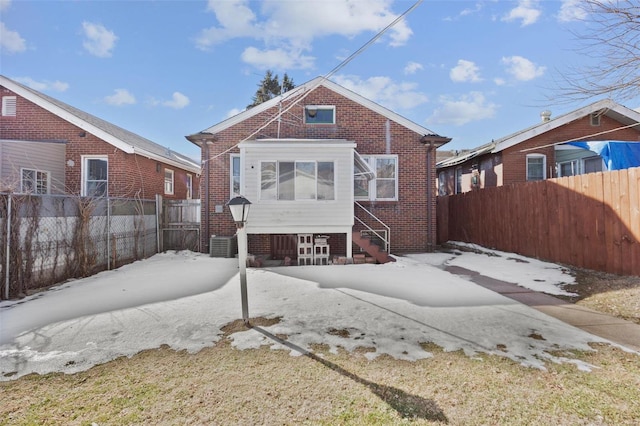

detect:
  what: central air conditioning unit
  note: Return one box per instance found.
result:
[209,235,238,258]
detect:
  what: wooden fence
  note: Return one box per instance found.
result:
[437,167,640,276]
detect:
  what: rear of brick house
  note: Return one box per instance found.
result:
[187,77,450,263]
[1,75,200,199]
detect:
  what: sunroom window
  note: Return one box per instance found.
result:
[260,160,335,201]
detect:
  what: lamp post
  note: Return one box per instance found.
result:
[227,196,252,325]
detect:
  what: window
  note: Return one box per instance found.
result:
[558,160,579,177]
[81,156,108,197]
[260,160,335,201]
[21,168,50,194]
[526,154,546,181]
[438,172,446,196]
[186,174,193,199]
[354,155,398,201]
[455,168,462,194]
[164,169,174,195]
[584,156,603,174]
[2,96,16,117]
[230,154,241,197]
[304,105,335,124]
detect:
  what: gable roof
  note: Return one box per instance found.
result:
[492,99,640,153]
[0,75,200,174]
[437,99,640,169]
[186,76,450,147]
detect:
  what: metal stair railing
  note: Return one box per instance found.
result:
[354,201,390,253]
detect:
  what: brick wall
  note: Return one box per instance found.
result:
[1,86,198,199]
[201,86,438,254]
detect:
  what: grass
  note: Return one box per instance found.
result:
[1,268,639,425]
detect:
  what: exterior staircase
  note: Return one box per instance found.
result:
[352,231,394,264]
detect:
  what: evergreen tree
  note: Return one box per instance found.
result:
[247,70,295,108]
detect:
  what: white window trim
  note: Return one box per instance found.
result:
[81,155,108,197]
[164,168,175,195]
[230,154,241,198]
[2,96,17,117]
[304,105,336,125]
[354,155,398,201]
[259,160,336,201]
[186,174,193,199]
[20,168,51,194]
[526,153,547,181]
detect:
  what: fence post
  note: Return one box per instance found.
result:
[4,194,11,299]
[106,197,111,270]
[156,194,162,253]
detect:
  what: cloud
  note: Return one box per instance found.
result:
[13,77,69,92]
[403,61,423,75]
[427,92,497,126]
[502,0,541,26]
[161,92,190,109]
[0,0,11,11]
[0,22,26,53]
[227,107,244,118]
[502,55,546,81]
[196,0,413,68]
[332,74,428,110]
[450,59,482,83]
[241,46,315,70]
[557,0,587,22]
[81,22,117,57]
[104,89,136,106]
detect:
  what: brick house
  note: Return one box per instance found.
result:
[437,99,640,195]
[187,77,450,263]
[1,75,200,199]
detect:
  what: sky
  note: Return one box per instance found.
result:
[1,245,634,381]
[2,0,639,162]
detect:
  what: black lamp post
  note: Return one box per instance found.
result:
[227,196,252,325]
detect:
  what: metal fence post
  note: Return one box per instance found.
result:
[156,194,162,253]
[4,194,12,300]
[106,197,111,270]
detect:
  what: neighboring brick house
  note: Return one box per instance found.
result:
[187,77,450,263]
[437,99,640,195]
[0,75,200,199]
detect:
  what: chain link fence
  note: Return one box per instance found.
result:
[1,193,160,300]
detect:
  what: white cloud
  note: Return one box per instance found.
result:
[162,92,190,109]
[196,0,413,68]
[502,0,541,26]
[494,77,506,86]
[104,89,136,106]
[0,22,26,53]
[332,75,428,110]
[14,77,69,92]
[241,46,315,70]
[502,55,546,81]
[450,59,482,83]
[227,107,245,118]
[460,2,483,17]
[0,0,11,11]
[81,22,117,58]
[403,61,423,75]
[427,92,497,126]
[557,0,587,22]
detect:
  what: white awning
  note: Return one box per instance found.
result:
[354,150,375,180]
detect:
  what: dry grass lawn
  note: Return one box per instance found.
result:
[1,268,639,425]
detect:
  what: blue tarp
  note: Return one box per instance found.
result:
[567,141,640,170]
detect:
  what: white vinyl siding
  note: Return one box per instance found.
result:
[0,140,66,194]
[240,139,354,234]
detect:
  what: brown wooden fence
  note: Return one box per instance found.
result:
[437,167,640,276]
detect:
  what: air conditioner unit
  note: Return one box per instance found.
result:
[209,235,238,258]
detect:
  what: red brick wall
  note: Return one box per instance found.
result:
[1,86,198,199]
[201,86,437,254]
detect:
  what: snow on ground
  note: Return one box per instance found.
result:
[0,247,619,381]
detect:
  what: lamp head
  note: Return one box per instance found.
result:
[227,196,252,227]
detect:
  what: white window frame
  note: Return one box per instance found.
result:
[259,160,335,201]
[2,96,17,117]
[304,105,336,125]
[354,155,398,201]
[81,155,108,197]
[20,168,50,194]
[230,154,241,197]
[164,168,174,195]
[438,171,446,196]
[186,174,193,199]
[455,167,462,194]
[526,154,547,181]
